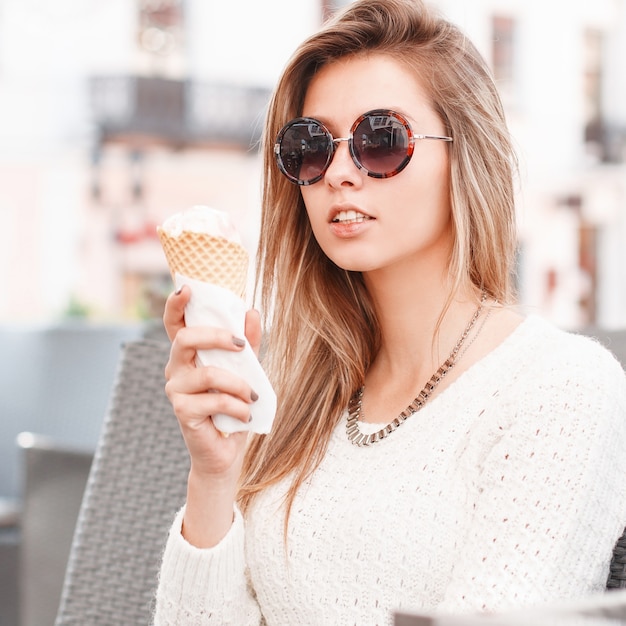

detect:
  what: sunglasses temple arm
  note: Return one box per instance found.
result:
[414,134,453,142]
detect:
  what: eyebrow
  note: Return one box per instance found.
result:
[300,107,419,129]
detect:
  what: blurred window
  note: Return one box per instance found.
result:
[582,28,605,156]
[138,0,184,61]
[491,14,517,108]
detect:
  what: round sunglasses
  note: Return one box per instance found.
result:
[274,109,453,186]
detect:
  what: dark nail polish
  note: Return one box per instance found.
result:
[248,414,253,423]
[174,286,183,295]
[250,390,259,402]
[232,336,246,348]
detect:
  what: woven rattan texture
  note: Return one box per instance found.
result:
[55,339,188,625]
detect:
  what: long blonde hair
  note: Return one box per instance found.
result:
[239,0,518,524]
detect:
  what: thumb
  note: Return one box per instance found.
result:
[244,309,263,358]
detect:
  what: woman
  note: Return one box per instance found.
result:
[155,0,626,623]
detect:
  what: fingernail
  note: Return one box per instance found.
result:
[174,286,183,295]
[232,336,246,348]
[248,414,253,423]
[250,390,259,402]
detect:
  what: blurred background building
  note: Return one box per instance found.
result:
[0,0,625,328]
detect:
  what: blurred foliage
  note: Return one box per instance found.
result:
[62,295,93,319]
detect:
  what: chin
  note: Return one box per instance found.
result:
[328,257,376,273]
[317,242,380,273]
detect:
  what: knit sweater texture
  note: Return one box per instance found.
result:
[154,316,626,625]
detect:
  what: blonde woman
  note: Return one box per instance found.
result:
[155,1,626,623]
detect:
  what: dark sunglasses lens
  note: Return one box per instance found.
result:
[352,113,411,177]
[278,121,332,184]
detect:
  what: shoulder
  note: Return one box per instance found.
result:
[479,317,626,464]
[523,315,622,366]
[508,315,626,405]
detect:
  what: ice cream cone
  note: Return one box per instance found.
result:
[157,228,249,299]
[156,206,276,436]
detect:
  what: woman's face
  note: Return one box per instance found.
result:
[300,54,453,279]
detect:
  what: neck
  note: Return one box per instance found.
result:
[363,265,480,381]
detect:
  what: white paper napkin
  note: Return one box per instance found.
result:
[174,273,277,435]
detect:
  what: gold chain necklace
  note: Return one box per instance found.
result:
[346,294,487,447]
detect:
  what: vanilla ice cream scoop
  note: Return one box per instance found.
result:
[160,205,242,243]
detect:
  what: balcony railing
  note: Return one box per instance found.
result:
[90,75,272,150]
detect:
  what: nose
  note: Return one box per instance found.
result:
[332,136,351,149]
[325,136,361,186]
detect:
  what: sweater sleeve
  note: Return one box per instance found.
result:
[154,505,262,626]
[438,336,626,614]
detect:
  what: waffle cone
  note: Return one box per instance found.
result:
[158,228,249,299]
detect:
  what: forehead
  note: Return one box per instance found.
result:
[301,54,436,128]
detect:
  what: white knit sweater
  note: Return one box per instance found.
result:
[155,316,626,625]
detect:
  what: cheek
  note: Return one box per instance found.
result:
[411,156,451,214]
[301,188,324,229]
[392,164,450,215]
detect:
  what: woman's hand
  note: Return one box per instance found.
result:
[162,285,262,546]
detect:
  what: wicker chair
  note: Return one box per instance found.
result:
[54,333,626,625]
[608,533,626,589]
[55,339,188,625]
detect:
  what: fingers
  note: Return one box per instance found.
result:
[165,325,247,378]
[163,285,190,342]
[168,385,254,428]
[166,367,254,451]
[165,368,253,439]
[165,327,257,429]
[164,287,262,355]
[167,361,258,408]
[162,287,262,433]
